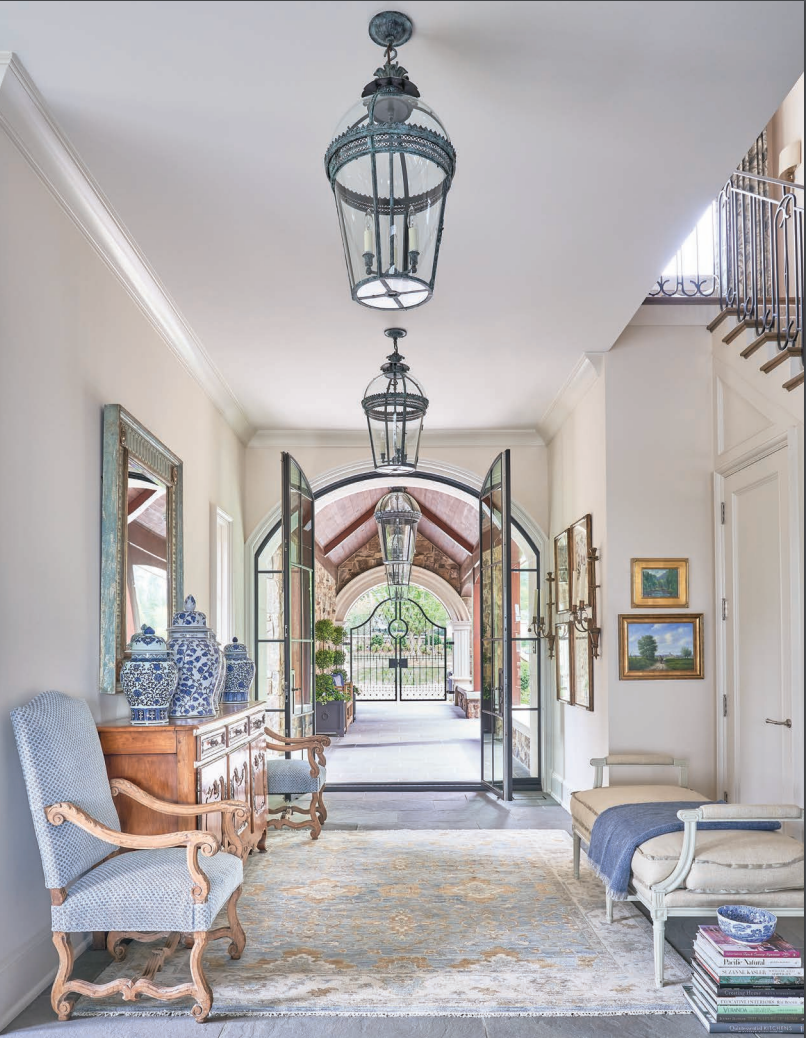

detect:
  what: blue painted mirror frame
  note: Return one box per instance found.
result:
[100,405,184,693]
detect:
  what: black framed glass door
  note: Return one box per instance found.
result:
[479,451,512,799]
[282,453,315,739]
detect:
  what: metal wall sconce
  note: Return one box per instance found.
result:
[570,546,602,658]
[531,571,556,659]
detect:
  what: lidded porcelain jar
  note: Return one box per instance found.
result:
[223,637,256,704]
[121,624,179,726]
[167,595,224,718]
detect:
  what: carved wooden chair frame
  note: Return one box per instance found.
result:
[46,777,249,1023]
[264,727,331,840]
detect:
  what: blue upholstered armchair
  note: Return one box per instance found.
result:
[265,727,331,839]
[11,692,249,1023]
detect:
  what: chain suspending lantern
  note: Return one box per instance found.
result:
[324,10,456,310]
[361,328,428,474]
[375,488,421,593]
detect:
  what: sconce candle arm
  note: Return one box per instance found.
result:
[531,571,557,659]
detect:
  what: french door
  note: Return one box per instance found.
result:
[479,451,513,799]
[282,453,316,739]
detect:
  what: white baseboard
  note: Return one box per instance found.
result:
[551,771,572,811]
[0,927,89,1032]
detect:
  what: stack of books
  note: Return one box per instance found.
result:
[684,924,804,1033]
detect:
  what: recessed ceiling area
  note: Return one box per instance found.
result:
[0,2,802,435]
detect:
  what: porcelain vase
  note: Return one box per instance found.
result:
[223,637,256,703]
[121,624,179,725]
[167,595,224,718]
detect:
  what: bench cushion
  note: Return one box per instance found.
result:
[631,829,804,893]
[571,784,709,836]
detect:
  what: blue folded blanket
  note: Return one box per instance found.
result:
[586,801,781,900]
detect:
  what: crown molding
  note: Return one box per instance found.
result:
[0,53,252,444]
[538,352,606,443]
[248,427,544,448]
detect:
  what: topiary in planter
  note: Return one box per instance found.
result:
[315,648,335,671]
[331,649,346,667]
[315,619,336,643]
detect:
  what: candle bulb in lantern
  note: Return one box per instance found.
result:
[407,209,418,252]
[363,210,374,254]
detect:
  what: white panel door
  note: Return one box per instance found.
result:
[724,448,793,804]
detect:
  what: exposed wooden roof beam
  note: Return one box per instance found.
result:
[410,497,474,555]
[321,504,378,557]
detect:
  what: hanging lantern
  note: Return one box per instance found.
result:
[324,10,456,310]
[375,487,420,595]
[361,328,428,474]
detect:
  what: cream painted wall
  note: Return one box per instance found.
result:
[767,73,804,183]
[604,311,716,796]
[245,443,549,544]
[0,130,246,1022]
[547,375,609,804]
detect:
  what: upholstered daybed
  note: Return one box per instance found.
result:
[570,754,805,986]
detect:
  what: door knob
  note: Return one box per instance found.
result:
[765,718,792,728]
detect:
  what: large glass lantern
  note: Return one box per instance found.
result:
[324,10,456,310]
[375,488,421,570]
[361,328,428,474]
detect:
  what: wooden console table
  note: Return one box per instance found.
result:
[97,701,268,856]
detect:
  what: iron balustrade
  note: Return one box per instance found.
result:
[649,171,803,355]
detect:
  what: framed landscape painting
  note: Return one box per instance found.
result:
[631,558,689,608]
[570,514,593,610]
[619,614,703,680]
[555,622,574,703]
[555,529,571,613]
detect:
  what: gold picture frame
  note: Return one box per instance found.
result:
[618,614,703,680]
[631,558,689,608]
[555,622,574,704]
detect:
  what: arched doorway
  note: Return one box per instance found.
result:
[248,457,548,793]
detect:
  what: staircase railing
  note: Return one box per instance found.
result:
[719,171,803,350]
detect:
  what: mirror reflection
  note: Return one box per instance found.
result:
[126,462,169,642]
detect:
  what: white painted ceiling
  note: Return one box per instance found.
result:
[0,1,802,435]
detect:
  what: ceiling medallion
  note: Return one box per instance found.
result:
[324,10,456,310]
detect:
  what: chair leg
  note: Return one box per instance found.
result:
[653,914,667,988]
[605,891,614,924]
[316,785,328,824]
[573,830,581,879]
[226,885,246,960]
[51,932,75,1021]
[189,931,213,1023]
[309,792,323,840]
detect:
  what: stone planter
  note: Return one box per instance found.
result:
[315,700,347,737]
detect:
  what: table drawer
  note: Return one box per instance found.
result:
[227,717,251,745]
[249,710,266,736]
[198,727,226,761]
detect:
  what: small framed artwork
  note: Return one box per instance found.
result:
[555,622,574,704]
[572,626,593,710]
[618,614,703,680]
[570,514,593,610]
[554,529,571,613]
[631,558,689,609]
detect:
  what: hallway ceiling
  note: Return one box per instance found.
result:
[1,2,802,435]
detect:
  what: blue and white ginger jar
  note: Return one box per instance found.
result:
[223,637,256,704]
[167,595,224,718]
[121,624,179,726]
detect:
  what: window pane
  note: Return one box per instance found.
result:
[257,642,284,711]
[258,572,283,640]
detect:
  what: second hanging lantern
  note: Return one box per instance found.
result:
[375,488,421,593]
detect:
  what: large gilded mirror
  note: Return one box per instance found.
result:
[100,405,183,693]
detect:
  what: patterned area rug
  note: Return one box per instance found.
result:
[74,830,690,1017]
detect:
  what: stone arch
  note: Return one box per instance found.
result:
[334,565,471,625]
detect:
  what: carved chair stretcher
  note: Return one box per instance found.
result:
[570,754,805,988]
[11,692,250,1023]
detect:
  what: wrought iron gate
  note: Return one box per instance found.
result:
[349,597,447,702]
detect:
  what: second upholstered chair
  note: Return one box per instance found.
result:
[11,691,249,1023]
[264,727,331,839]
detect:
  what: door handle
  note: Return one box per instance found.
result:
[765,718,792,728]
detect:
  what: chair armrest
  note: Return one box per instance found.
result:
[110,777,249,859]
[651,805,804,896]
[695,803,804,822]
[589,754,688,789]
[264,728,329,774]
[45,801,219,903]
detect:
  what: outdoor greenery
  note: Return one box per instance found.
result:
[314,619,351,703]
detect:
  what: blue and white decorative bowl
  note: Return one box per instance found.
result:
[121,624,179,725]
[167,595,224,718]
[717,905,777,944]
[223,637,255,704]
